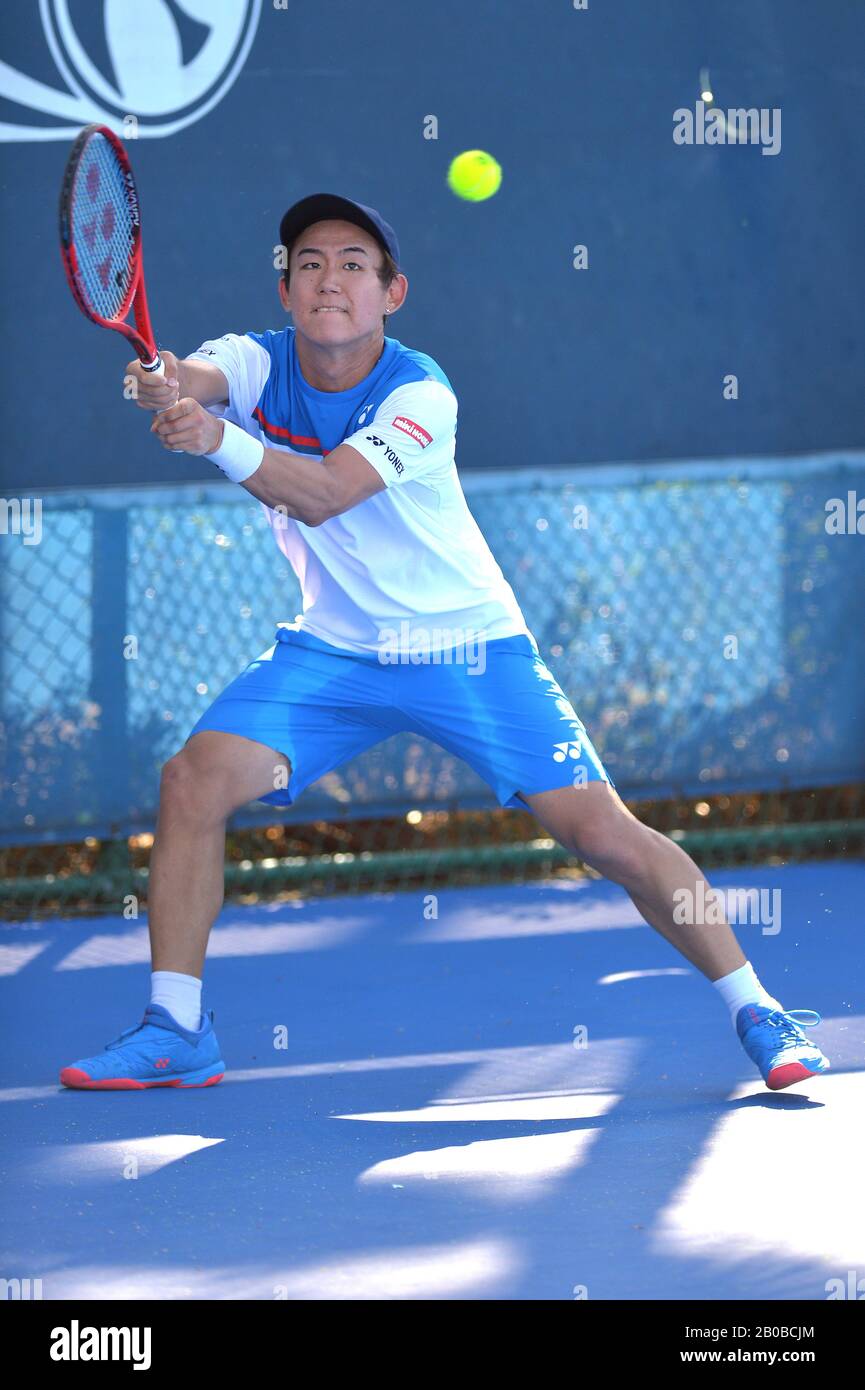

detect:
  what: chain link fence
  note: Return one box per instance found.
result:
[2,453,863,917]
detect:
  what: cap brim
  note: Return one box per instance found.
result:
[279,194,386,259]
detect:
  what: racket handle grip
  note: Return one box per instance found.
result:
[144,353,183,452]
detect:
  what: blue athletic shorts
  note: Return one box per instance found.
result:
[188,624,613,809]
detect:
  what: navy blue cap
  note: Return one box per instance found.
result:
[279,193,400,271]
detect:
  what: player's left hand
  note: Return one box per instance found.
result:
[150,398,224,455]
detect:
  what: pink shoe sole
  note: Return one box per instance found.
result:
[766,1061,826,1091]
[59,1066,224,1090]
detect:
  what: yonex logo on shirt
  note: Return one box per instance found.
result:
[365,434,404,475]
[392,416,432,447]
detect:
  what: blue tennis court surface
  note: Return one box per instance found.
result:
[2,861,862,1301]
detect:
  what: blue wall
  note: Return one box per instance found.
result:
[1,0,863,492]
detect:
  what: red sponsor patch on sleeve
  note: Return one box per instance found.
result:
[392,416,432,448]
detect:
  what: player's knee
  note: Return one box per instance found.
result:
[159,748,234,822]
[565,811,654,884]
[158,751,202,815]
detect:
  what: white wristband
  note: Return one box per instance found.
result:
[205,420,265,483]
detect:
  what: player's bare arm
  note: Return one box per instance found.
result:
[239,440,386,524]
[149,397,384,525]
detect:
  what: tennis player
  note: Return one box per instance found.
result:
[60,194,829,1093]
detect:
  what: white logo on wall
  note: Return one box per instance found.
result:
[0,0,261,141]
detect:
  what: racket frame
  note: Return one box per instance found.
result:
[59,122,162,373]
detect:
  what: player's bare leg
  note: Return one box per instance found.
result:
[147,731,290,977]
[521,780,830,1088]
[59,731,289,1088]
[520,781,746,979]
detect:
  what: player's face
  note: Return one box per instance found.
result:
[283,220,392,341]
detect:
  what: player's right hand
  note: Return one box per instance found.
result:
[124,350,181,411]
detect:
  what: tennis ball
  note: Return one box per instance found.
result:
[447,149,502,202]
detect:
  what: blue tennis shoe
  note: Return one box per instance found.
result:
[60,1003,225,1089]
[736,1004,830,1090]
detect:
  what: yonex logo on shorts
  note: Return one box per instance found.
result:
[392,416,432,447]
[553,740,583,762]
[365,435,404,475]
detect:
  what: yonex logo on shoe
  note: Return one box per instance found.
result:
[154,1058,170,1069]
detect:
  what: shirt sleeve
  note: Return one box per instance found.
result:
[341,378,457,486]
[185,332,271,431]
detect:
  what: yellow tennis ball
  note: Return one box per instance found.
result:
[447,149,502,202]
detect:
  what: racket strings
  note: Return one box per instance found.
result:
[71,135,136,320]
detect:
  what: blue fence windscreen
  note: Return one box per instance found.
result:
[2,453,863,846]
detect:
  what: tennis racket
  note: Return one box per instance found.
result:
[59,123,165,379]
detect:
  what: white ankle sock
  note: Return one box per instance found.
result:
[150,971,203,1031]
[713,961,783,1027]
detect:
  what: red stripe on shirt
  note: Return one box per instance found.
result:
[252,407,321,449]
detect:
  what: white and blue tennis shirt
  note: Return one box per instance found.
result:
[188,326,532,656]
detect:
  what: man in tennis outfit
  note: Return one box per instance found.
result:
[60,194,829,1093]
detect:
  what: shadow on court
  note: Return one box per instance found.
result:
[1,862,862,1300]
